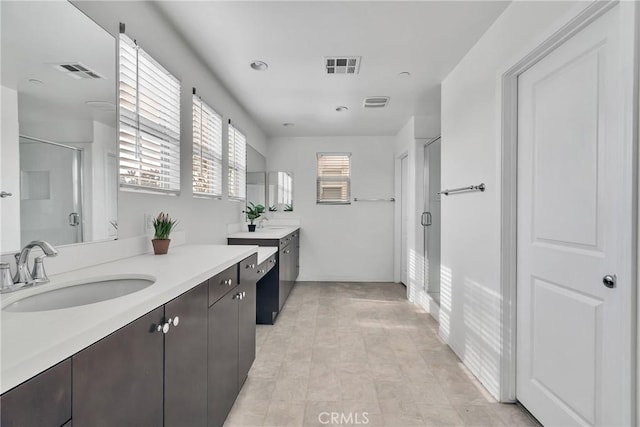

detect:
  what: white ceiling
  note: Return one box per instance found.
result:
[1,1,116,140]
[156,1,509,137]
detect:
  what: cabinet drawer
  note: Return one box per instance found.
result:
[256,254,276,281]
[240,253,258,282]
[209,265,238,306]
[279,234,293,248]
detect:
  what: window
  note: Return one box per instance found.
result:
[118,34,181,194]
[192,94,222,197]
[316,153,351,204]
[227,122,246,200]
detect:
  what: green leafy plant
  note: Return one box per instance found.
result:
[153,212,177,240]
[244,202,265,225]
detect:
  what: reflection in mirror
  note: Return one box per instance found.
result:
[1,1,117,252]
[268,172,294,212]
[246,172,267,208]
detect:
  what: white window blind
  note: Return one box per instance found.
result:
[192,94,222,197]
[317,153,351,204]
[119,34,181,194]
[228,122,246,200]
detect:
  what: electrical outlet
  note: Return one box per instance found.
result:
[144,213,155,232]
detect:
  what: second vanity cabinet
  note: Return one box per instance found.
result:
[228,228,299,324]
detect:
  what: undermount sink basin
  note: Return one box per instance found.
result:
[3,277,155,312]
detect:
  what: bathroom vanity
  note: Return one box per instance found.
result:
[0,245,258,427]
[228,226,300,324]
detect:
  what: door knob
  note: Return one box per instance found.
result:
[602,274,616,289]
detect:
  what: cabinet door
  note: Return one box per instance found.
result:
[165,281,208,427]
[72,307,164,427]
[0,359,71,427]
[292,233,300,281]
[238,254,257,387]
[208,289,239,427]
[278,246,290,311]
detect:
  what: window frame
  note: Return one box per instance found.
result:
[118,33,181,195]
[316,152,352,205]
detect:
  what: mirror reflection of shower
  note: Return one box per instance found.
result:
[19,135,117,248]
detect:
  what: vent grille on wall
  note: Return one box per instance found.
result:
[324,57,361,75]
[52,63,103,79]
[363,97,389,108]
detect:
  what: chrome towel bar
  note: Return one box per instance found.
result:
[438,183,485,196]
[353,197,395,202]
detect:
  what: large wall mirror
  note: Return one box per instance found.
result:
[1,1,117,252]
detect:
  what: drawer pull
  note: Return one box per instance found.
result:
[168,316,179,327]
[246,263,256,269]
[157,323,170,334]
[221,278,233,286]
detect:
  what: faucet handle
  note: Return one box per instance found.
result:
[1,263,19,293]
[31,256,50,284]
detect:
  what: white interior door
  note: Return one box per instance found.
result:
[400,155,408,285]
[516,6,633,426]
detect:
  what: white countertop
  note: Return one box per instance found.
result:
[257,247,278,264]
[0,244,257,394]
[228,225,299,240]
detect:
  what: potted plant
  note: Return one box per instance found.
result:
[244,202,265,232]
[152,212,177,255]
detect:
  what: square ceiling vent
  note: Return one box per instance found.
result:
[52,62,103,79]
[363,96,390,108]
[324,57,361,75]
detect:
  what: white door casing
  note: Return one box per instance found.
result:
[516,5,634,426]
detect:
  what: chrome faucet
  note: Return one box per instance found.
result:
[258,216,269,229]
[10,241,58,289]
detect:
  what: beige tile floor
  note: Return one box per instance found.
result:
[225,282,540,427]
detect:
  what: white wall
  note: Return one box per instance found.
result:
[0,86,20,252]
[74,1,267,244]
[267,136,395,282]
[440,1,588,400]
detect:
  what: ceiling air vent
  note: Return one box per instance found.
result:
[52,63,103,80]
[363,96,390,108]
[324,57,361,75]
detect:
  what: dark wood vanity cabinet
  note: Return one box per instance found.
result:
[73,281,209,427]
[0,359,72,427]
[2,255,258,427]
[228,229,300,324]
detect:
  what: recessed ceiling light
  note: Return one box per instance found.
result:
[250,60,268,71]
[335,106,349,112]
[282,122,295,127]
[28,79,43,85]
[397,71,411,78]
